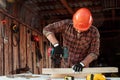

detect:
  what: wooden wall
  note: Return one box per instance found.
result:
[0,2,50,75]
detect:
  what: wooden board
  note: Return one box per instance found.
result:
[50,73,90,78]
[42,67,118,78]
[42,67,118,74]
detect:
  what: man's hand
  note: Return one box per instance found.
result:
[72,62,85,72]
[54,44,63,55]
[52,44,63,67]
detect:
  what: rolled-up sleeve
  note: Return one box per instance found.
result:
[89,27,100,59]
[43,19,71,37]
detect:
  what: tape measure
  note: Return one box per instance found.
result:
[86,74,106,80]
[64,76,74,80]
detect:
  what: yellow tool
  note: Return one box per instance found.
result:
[64,76,74,80]
[86,74,106,80]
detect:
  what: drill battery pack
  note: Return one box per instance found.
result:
[64,76,74,80]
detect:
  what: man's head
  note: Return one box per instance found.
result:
[73,8,93,32]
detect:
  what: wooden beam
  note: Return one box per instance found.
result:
[40,9,68,15]
[60,0,74,15]
[0,9,42,35]
[42,67,118,78]
[42,67,118,74]
[51,73,90,78]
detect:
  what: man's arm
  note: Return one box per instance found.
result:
[81,53,98,67]
[81,27,100,67]
[43,19,71,45]
[45,33,59,46]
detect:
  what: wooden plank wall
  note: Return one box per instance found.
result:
[0,5,50,75]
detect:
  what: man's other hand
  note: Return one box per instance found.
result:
[72,62,85,72]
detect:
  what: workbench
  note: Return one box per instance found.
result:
[0,67,119,80]
[0,74,120,80]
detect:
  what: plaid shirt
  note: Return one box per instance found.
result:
[43,19,100,66]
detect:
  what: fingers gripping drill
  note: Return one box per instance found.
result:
[50,47,69,68]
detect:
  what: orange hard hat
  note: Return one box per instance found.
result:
[73,8,93,31]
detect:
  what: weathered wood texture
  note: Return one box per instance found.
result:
[0,6,49,75]
[42,67,118,74]
[42,67,118,78]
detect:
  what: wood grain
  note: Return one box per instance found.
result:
[42,67,118,74]
[42,67,118,78]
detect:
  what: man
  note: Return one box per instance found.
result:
[43,8,100,72]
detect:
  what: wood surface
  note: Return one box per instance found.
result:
[42,67,118,78]
[0,9,44,75]
[42,67,118,74]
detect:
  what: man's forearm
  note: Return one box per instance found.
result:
[81,53,98,67]
[46,33,59,45]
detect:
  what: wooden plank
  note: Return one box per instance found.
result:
[6,18,13,75]
[37,35,42,74]
[39,36,44,74]
[12,21,20,74]
[51,73,90,78]
[26,29,33,73]
[4,17,9,75]
[20,24,27,68]
[42,67,118,78]
[32,32,37,74]
[0,13,4,75]
[42,67,118,74]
